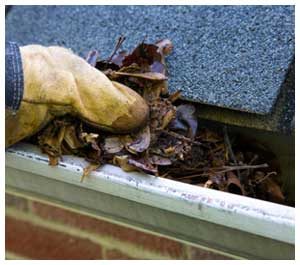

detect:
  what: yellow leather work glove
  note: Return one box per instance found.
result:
[5,45,149,147]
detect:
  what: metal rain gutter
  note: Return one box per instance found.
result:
[5,143,295,259]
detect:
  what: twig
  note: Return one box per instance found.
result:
[249,154,259,165]
[177,173,213,180]
[108,35,126,61]
[176,163,269,180]
[255,171,277,184]
[161,130,203,146]
[159,172,170,178]
[245,154,259,180]
[223,126,242,182]
[214,163,268,172]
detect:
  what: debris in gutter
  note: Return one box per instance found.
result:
[29,37,286,205]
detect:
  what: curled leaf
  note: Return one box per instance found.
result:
[259,178,285,204]
[104,136,124,154]
[127,126,151,154]
[226,172,245,195]
[169,104,197,138]
[127,157,158,174]
[122,42,161,68]
[85,50,99,67]
[111,50,128,67]
[80,132,101,162]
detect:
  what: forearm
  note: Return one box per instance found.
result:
[5,41,24,113]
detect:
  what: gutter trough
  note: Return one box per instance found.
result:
[5,142,294,259]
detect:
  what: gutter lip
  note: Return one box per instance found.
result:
[6,142,295,244]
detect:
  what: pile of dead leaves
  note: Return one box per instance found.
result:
[31,37,287,205]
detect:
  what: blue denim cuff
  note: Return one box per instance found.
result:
[5,41,24,112]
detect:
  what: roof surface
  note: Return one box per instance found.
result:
[5,5,294,114]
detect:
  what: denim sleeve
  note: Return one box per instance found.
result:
[5,41,24,112]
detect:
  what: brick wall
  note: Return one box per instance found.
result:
[5,192,231,260]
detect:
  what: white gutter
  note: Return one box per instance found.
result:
[5,143,295,259]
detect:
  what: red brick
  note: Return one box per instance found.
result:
[188,246,232,260]
[5,193,28,212]
[104,249,136,259]
[31,201,184,258]
[5,216,102,259]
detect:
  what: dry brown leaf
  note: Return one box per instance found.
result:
[38,124,66,157]
[104,136,124,154]
[113,155,137,172]
[122,42,161,69]
[226,171,245,195]
[80,132,99,144]
[63,125,84,149]
[80,163,101,182]
[261,178,285,204]
[127,126,151,154]
[49,155,59,166]
[127,157,158,174]
[159,109,176,130]
[149,155,172,166]
[113,71,167,81]
[170,104,198,138]
[79,132,101,163]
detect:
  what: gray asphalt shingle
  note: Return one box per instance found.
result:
[5,5,295,114]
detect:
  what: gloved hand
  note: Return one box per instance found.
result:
[6,45,149,147]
